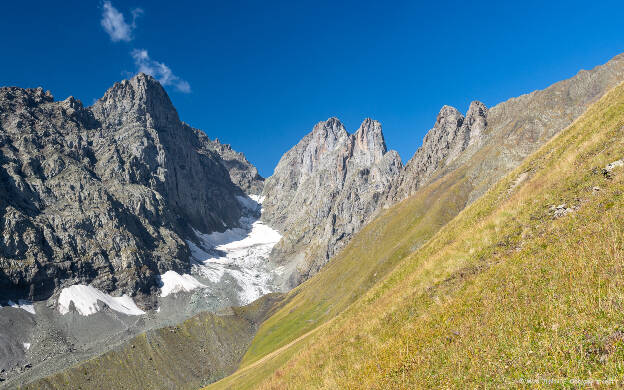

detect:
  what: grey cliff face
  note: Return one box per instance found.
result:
[261,117,402,286]
[0,74,254,301]
[389,53,624,205]
[205,137,264,195]
[90,74,245,234]
[464,101,488,148]
[262,54,624,291]
[388,101,489,202]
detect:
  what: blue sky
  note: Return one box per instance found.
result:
[1,1,623,176]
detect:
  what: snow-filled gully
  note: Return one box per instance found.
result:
[186,194,283,305]
[54,194,282,316]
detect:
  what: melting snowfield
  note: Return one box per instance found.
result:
[158,270,207,297]
[0,299,36,315]
[52,195,282,317]
[187,195,283,305]
[57,285,145,316]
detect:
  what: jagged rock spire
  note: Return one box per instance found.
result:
[261,116,402,286]
[91,73,179,129]
[465,101,488,147]
[352,118,387,165]
[387,101,489,202]
[302,117,349,174]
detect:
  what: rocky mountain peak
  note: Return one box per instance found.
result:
[465,101,488,147]
[60,96,97,128]
[91,72,179,129]
[352,118,387,164]
[311,117,348,145]
[0,74,261,302]
[436,105,463,125]
[300,118,349,175]
[61,95,82,109]
[387,101,490,202]
[466,100,487,118]
[261,116,402,286]
[426,101,490,162]
[0,86,54,109]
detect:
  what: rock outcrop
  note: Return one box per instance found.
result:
[205,138,264,195]
[388,101,488,201]
[261,117,402,285]
[388,54,624,205]
[0,74,255,301]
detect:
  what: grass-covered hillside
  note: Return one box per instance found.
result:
[209,82,624,389]
[216,54,624,382]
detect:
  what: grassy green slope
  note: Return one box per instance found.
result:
[205,151,485,389]
[241,149,476,367]
[210,82,624,388]
[233,55,624,375]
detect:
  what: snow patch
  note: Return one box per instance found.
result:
[7,299,36,315]
[248,194,265,204]
[157,271,206,297]
[189,195,282,305]
[58,285,145,316]
[23,343,31,350]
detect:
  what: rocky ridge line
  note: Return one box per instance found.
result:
[261,117,402,286]
[0,73,260,302]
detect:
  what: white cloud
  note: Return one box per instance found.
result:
[99,3,190,94]
[131,49,191,93]
[101,1,142,42]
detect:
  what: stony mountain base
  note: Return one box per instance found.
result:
[13,294,283,390]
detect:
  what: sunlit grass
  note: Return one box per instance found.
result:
[209,82,624,389]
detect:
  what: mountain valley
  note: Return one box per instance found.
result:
[2,53,624,389]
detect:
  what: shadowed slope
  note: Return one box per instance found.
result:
[18,294,283,390]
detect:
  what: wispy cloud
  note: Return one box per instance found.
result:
[101,1,142,42]
[131,49,191,93]
[101,2,191,93]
